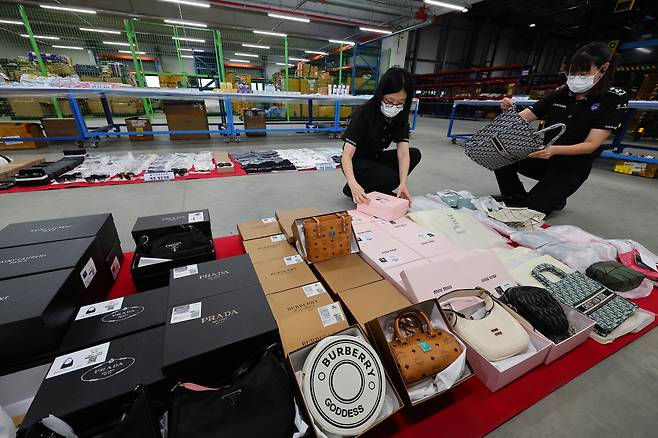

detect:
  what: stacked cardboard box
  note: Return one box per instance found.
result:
[0,122,47,150]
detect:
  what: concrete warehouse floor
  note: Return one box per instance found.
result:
[2,115,657,437]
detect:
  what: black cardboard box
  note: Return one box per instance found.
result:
[0,213,122,282]
[168,255,260,307]
[21,326,166,434]
[0,237,112,304]
[60,287,168,352]
[162,285,278,382]
[0,269,81,365]
[130,246,216,292]
[131,210,211,244]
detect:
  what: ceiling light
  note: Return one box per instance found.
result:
[276,63,294,67]
[529,23,536,28]
[179,48,204,52]
[359,26,392,34]
[267,13,310,23]
[235,52,258,58]
[305,50,328,55]
[423,1,468,12]
[103,41,131,46]
[329,39,355,45]
[80,27,121,34]
[288,57,306,61]
[119,50,146,54]
[181,55,195,58]
[0,19,23,25]
[242,43,270,49]
[172,36,205,43]
[40,5,96,14]
[52,45,84,50]
[164,19,207,28]
[21,34,60,40]
[636,47,651,53]
[253,30,287,37]
[159,0,210,7]
[229,59,250,63]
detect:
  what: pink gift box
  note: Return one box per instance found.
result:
[356,191,409,221]
[347,209,376,225]
[400,259,474,303]
[381,259,430,297]
[359,237,422,274]
[353,222,390,247]
[393,226,462,259]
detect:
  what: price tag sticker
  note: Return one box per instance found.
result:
[170,302,202,324]
[303,282,326,297]
[284,255,304,266]
[318,303,344,327]
[261,217,277,224]
[271,234,287,242]
[173,264,199,279]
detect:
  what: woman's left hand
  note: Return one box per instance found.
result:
[528,146,559,160]
[397,184,412,205]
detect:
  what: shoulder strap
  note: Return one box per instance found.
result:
[531,263,568,287]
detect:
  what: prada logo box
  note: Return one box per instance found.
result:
[0,269,81,367]
[162,285,278,381]
[130,246,216,292]
[0,213,122,284]
[60,287,167,352]
[253,255,318,295]
[21,326,166,434]
[243,234,298,264]
[237,217,282,241]
[131,209,211,243]
[168,255,260,307]
[0,237,112,304]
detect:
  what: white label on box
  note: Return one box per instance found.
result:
[261,217,277,224]
[144,171,175,182]
[76,297,124,321]
[173,264,199,279]
[357,231,375,242]
[492,281,516,298]
[3,136,22,145]
[188,211,204,223]
[46,342,110,379]
[170,302,202,324]
[379,255,400,264]
[416,232,434,241]
[270,234,287,242]
[110,256,121,280]
[284,255,304,266]
[303,282,326,297]
[318,303,344,327]
[80,257,97,289]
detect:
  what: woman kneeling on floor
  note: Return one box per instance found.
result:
[495,41,630,215]
[340,67,421,204]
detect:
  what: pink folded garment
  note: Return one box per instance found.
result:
[400,258,474,303]
[347,209,376,225]
[357,191,409,221]
[382,259,430,297]
[359,237,422,274]
[392,225,461,258]
[353,222,390,247]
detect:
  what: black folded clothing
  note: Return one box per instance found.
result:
[16,157,84,186]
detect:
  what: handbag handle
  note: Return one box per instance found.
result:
[438,288,493,327]
[394,309,436,344]
[312,212,349,238]
[531,263,569,288]
[535,123,567,147]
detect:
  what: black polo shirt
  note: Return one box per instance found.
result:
[341,104,410,160]
[528,86,630,162]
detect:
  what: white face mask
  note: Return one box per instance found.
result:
[566,66,604,94]
[381,101,404,118]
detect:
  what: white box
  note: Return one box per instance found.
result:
[541,304,596,364]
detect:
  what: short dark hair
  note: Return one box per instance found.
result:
[364,67,414,122]
[568,41,620,96]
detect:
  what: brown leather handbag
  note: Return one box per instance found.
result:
[388,309,463,384]
[303,212,353,263]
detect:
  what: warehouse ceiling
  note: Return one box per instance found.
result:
[4,0,485,45]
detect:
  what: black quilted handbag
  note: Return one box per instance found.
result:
[502,286,572,343]
[464,105,566,170]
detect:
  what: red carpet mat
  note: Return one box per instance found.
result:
[1,159,247,195]
[106,234,657,437]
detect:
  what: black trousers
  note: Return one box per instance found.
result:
[494,157,591,214]
[348,148,422,196]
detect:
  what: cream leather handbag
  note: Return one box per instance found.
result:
[440,288,530,362]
